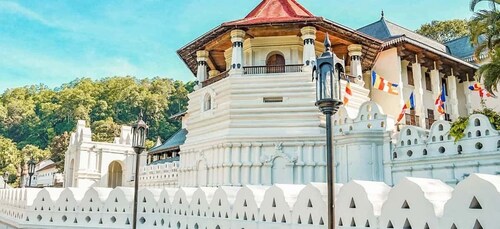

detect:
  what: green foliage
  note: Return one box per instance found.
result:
[0,76,193,171]
[449,108,500,141]
[416,19,470,43]
[469,0,500,92]
[91,117,120,143]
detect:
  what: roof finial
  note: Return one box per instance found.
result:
[381,10,384,19]
[324,33,331,52]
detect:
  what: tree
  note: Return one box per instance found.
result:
[91,117,120,142]
[469,0,500,92]
[48,132,70,172]
[20,145,50,162]
[416,19,470,43]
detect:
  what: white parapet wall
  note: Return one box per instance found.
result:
[0,174,499,229]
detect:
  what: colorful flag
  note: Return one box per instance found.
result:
[371,71,399,95]
[397,92,415,123]
[343,79,352,105]
[468,83,497,98]
[435,84,446,115]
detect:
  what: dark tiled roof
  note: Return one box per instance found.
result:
[445,36,477,60]
[148,129,187,154]
[149,156,180,165]
[358,18,447,53]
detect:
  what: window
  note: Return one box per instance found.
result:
[405,110,419,126]
[203,94,212,111]
[406,66,414,86]
[266,53,285,73]
[425,72,432,91]
[426,109,435,129]
[444,113,451,121]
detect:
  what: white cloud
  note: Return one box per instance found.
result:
[0,1,55,27]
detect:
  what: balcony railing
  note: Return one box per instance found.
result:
[202,70,229,87]
[243,64,303,75]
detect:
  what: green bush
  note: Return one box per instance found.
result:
[449,108,500,142]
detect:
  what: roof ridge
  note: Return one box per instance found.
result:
[384,19,445,45]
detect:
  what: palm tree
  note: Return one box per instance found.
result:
[470,0,500,92]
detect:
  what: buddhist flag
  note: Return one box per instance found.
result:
[343,79,352,105]
[469,83,497,98]
[371,71,399,95]
[435,84,446,115]
[397,92,415,123]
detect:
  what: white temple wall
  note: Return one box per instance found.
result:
[64,121,135,189]
[0,175,499,229]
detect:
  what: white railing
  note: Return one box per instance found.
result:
[0,174,499,228]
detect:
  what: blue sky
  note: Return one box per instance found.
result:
[0,0,477,92]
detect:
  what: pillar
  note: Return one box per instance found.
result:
[411,60,426,127]
[463,78,473,115]
[230,29,245,74]
[348,44,363,78]
[300,26,317,70]
[251,144,263,185]
[240,144,251,185]
[448,70,460,121]
[231,144,242,186]
[196,50,209,87]
[430,68,442,119]
[223,144,232,186]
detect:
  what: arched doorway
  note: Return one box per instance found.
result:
[266,53,285,73]
[108,161,123,188]
[271,157,291,184]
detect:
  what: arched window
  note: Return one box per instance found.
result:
[204,94,212,111]
[266,53,285,73]
[474,118,481,126]
[457,145,463,154]
[406,129,411,136]
[438,124,444,131]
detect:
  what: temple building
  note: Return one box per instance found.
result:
[64,0,499,189]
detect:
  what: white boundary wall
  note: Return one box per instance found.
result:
[0,174,499,229]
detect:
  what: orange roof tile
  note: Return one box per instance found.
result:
[224,0,318,26]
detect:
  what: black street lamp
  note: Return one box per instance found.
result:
[28,157,36,187]
[3,172,8,189]
[131,111,148,229]
[313,33,343,229]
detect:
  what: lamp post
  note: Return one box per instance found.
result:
[27,157,36,187]
[131,111,148,229]
[3,172,8,189]
[313,33,343,229]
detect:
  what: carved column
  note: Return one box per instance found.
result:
[251,143,263,185]
[411,59,426,127]
[448,70,460,121]
[304,143,315,183]
[295,144,305,184]
[196,50,209,87]
[240,144,251,185]
[223,144,232,186]
[300,26,317,70]
[230,29,245,75]
[348,44,363,78]
[231,143,242,186]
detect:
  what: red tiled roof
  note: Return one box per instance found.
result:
[224,0,318,26]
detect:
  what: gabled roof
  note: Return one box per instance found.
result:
[358,18,447,53]
[148,129,187,154]
[224,0,318,26]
